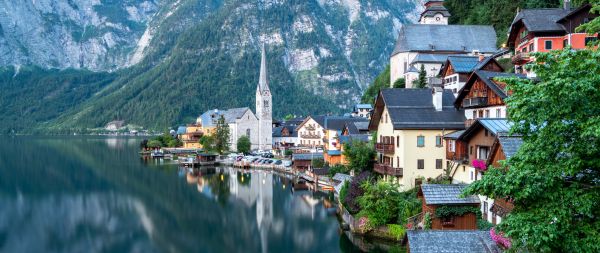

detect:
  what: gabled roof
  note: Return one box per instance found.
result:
[497,134,523,160]
[407,230,500,253]
[292,152,323,161]
[511,8,570,33]
[392,24,497,56]
[455,70,527,108]
[446,56,480,73]
[443,130,464,140]
[420,5,451,18]
[272,125,297,137]
[370,89,466,130]
[411,53,456,64]
[339,134,370,144]
[324,117,368,131]
[354,104,373,110]
[200,107,254,128]
[419,184,480,205]
[296,115,326,131]
[458,118,513,141]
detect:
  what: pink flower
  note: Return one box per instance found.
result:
[472,159,488,171]
[490,227,512,249]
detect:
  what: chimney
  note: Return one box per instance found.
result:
[564,0,571,10]
[478,54,485,62]
[432,87,443,111]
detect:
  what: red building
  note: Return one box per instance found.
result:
[507,2,598,73]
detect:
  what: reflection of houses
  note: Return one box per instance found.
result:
[389,0,497,88]
[507,3,598,74]
[199,108,259,151]
[322,117,368,165]
[407,230,500,253]
[296,116,326,147]
[417,184,480,230]
[369,88,465,190]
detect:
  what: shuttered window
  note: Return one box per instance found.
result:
[436,159,443,169]
[417,159,424,170]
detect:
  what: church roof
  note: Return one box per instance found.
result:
[392,24,497,56]
[257,44,270,93]
[200,107,255,128]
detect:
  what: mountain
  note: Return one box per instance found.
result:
[0,0,419,133]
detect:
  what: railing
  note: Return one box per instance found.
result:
[406,212,423,230]
[374,163,403,176]
[305,125,316,131]
[463,97,488,108]
[301,134,320,139]
[375,143,395,154]
[511,52,530,64]
[448,153,469,164]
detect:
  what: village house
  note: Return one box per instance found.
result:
[508,2,598,74]
[198,108,259,152]
[416,184,480,230]
[369,88,465,190]
[390,0,498,88]
[272,124,297,149]
[406,230,500,253]
[322,117,368,165]
[439,54,505,96]
[454,70,526,126]
[351,104,373,119]
[296,115,326,148]
[446,118,522,224]
[178,123,204,149]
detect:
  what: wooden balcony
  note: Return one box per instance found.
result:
[374,163,403,176]
[511,52,530,65]
[300,134,320,139]
[462,97,488,108]
[375,143,395,154]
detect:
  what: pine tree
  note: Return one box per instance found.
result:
[415,64,427,88]
[214,115,230,154]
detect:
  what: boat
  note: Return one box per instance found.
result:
[151,150,165,158]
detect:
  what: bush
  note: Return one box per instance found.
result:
[357,180,401,227]
[339,180,349,204]
[387,224,406,241]
[236,136,251,154]
[147,139,162,148]
[328,164,349,177]
[343,171,371,214]
[311,158,325,168]
[284,150,293,156]
[343,140,376,172]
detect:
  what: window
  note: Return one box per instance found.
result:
[435,136,443,147]
[478,110,484,118]
[417,159,424,169]
[484,129,489,136]
[544,40,553,50]
[396,136,400,147]
[585,36,598,46]
[472,111,477,119]
[478,146,490,160]
[470,146,473,155]
[471,171,474,181]
[436,159,443,169]
[397,156,400,167]
[417,136,425,147]
[529,43,534,52]
[496,108,501,118]
[246,129,251,137]
[385,113,388,124]
[264,100,269,107]
[563,39,569,48]
[449,140,456,152]
[485,110,490,118]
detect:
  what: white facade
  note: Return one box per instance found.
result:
[256,44,273,151]
[228,109,260,151]
[420,13,448,25]
[442,73,466,96]
[296,117,324,147]
[465,106,507,120]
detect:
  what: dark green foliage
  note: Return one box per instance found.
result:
[357,181,421,227]
[577,2,600,46]
[344,171,371,214]
[148,131,181,147]
[214,116,230,154]
[414,64,427,88]
[361,65,390,104]
[0,66,115,134]
[284,149,293,156]
[343,140,376,172]
[339,180,349,205]
[199,135,215,152]
[392,78,405,88]
[311,158,325,168]
[464,49,600,252]
[328,164,350,177]
[147,139,162,148]
[434,205,480,218]
[236,135,251,154]
[445,0,562,44]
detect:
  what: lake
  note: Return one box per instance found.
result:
[0,136,399,253]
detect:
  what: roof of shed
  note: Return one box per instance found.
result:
[407,230,500,253]
[420,184,480,205]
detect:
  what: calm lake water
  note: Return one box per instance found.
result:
[0,136,399,253]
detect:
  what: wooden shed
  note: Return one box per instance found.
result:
[417,184,480,230]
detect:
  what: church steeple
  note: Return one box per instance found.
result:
[258,44,270,93]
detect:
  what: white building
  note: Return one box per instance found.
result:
[256,44,273,151]
[389,1,497,88]
[296,116,326,148]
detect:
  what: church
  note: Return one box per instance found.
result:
[197,45,273,151]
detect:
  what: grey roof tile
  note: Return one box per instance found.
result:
[512,9,570,33]
[498,134,524,160]
[421,184,480,205]
[292,152,323,161]
[407,230,501,253]
[392,24,497,55]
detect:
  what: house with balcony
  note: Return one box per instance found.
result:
[272,124,298,149]
[369,88,465,190]
[179,124,204,149]
[296,116,326,148]
[447,118,521,224]
[507,2,598,74]
[454,70,526,126]
[322,117,369,165]
[439,54,505,96]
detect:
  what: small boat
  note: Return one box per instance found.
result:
[151,150,165,158]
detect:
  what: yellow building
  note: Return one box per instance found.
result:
[179,124,204,149]
[369,88,465,190]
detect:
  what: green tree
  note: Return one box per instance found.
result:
[392,78,405,88]
[214,115,230,154]
[236,135,251,154]
[311,158,325,168]
[199,135,215,152]
[147,139,162,148]
[577,1,600,46]
[415,64,427,88]
[283,114,295,120]
[343,140,376,172]
[361,65,390,104]
[464,49,600,252]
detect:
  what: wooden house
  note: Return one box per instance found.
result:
[439,55,504,96]
[417,184,480,230]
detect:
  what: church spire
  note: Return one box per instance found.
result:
[258,44,270,93]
